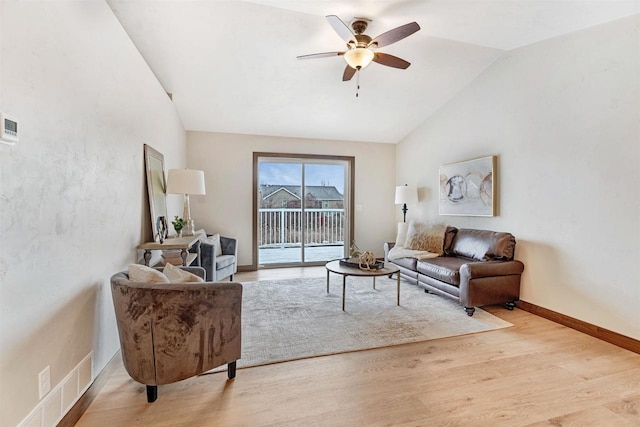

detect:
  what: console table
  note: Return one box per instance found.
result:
[137,235,202,267]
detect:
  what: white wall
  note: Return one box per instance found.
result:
[187,132,397,266]
[396,15,640,339]
[0,2,186,426]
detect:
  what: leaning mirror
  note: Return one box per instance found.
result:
[144,144,168,242]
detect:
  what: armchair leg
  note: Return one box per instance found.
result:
[464,307,475,316]
[146,385,158,403]
[229,274,234,281]
[227,361,237,379]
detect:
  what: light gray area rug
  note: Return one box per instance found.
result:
[210,275,512,372]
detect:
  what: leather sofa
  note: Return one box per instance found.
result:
[384,227,524,316]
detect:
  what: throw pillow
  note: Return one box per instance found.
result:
[163,262,204,283]
[402,220,427,248]
[128,264,170,283]
[395,222,409,247]
[405,223,446,255]
[443,226,458,255]
[204,233,223,256]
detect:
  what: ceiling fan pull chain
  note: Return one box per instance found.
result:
[356,68,360,98]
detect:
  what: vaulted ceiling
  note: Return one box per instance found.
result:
[107,1,639,143]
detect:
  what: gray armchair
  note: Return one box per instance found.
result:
[196,235,238,281]
[110,266,242,402]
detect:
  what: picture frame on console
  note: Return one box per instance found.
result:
[439,155,496,217]
[144,144,169,242]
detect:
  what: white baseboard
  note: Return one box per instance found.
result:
[18,352,93,427]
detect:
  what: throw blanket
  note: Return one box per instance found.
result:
[388,246,440,261]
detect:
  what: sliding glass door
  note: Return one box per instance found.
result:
[258,161,304,264]
[254,154,354,268]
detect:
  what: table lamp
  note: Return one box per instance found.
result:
[395,184,418,223]
[166,169,206,236]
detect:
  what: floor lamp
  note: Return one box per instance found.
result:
[167,169,206,236]
[395,184,418,223]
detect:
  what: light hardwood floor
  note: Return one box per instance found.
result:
[76,267,640,427]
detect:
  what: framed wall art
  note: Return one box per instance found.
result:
[439,155,496,216]
[144,144,169,241]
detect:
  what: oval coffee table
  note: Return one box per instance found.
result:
[325,260,401,311]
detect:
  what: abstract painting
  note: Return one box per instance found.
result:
[439,156,496,216]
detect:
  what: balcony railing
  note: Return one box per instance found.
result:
[259,208,345,248]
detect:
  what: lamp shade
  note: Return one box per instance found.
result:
[395,184,418,204]
[344,48,375,69]
[166,169,206,195]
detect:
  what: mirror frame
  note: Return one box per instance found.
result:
[144,144,168,242]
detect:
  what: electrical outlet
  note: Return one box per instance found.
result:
[38,366,51,400]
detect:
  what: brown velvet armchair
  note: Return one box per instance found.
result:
[110,266,242,402]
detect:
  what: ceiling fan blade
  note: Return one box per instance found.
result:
[326,15,355,43]
[369,22,420,48]
[297,52,345,60]
[373,52,411,69]
[342,65,356,81]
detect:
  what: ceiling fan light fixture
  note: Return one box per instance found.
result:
[344,47,374,70]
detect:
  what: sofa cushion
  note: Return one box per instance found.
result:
[389,256,417,271]
[450,229,516,261]
[215,254,236,270]
[416,257,469,286]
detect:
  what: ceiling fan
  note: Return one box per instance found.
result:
[297,15,421,82]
